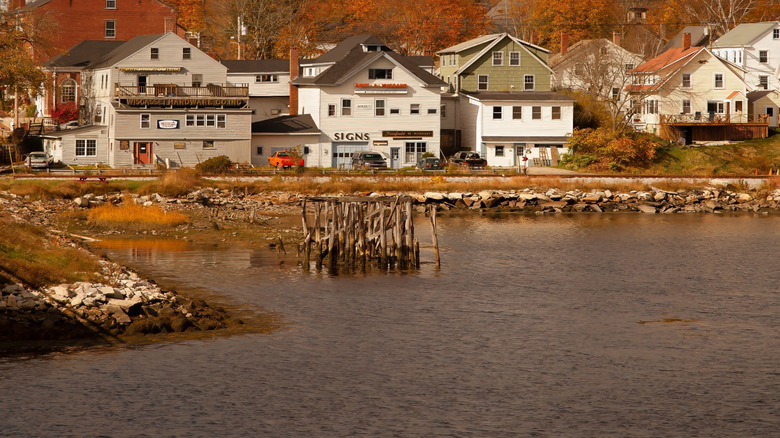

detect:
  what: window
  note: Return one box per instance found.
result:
[203,140,215,149]
[75,139,97,157]
[410,103,420,115]
[767,107,774,117]
[682,99,691,114]
[714,73,724,88]
[760,50,769,63]
[551,106,561,120]
[206,114,215,127]
[304,146,310,154]
[574,63,584,75]
[183,48,191,59]
[625,63,634,72]
[495,145,504,157]
[390,108,400,115]
[328,104,336,116]
[682,73,691,88]
[611,87,620,100]
[217,114,226,128]
[524,75,534,91]
[256,146,263,155]
[405,141,427,162]
[492,51,503,66]
[60,79,76,103]
[105,20,116,38]
[427,108,437,115]
[192,74,202,87]
[774,29,780,39]
[140,113,150,129]
[532,106,541,119]
[94,106,103,124]
[440,104,446,118]
[255,74,279,83]
[375,99,385,116]
[760,75,769,90]
[478,75,488,91]
[493,106,502,119]
[105,0,115,8]
[341,99,352,116]
[509,52,521,66]
[151,48,159,60]
[645,100,658,114]
[451,54,456,66]
[512,106,521,119]
[707,101,725,114]
[196,114,205,126]
[368,69,393,79]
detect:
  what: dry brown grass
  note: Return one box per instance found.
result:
[88,204,189,228]
[0,218,101,288]
[0,180,138,200]
[138,169,205,197]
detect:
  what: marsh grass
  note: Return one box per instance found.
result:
[88,204,189,229]
[0,180,140,200]
[0,218,101,288]
[138,169,206,197]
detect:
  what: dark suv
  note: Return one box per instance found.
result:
[351,151,388,170]
[450,151,486,168]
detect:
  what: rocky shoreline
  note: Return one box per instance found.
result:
[0,255,234,344]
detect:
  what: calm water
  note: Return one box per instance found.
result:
[1,213,779,437]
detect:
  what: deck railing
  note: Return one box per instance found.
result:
[114,83,249,98]
[661,113,769,125]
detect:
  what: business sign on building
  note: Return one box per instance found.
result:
[157,120,180,129]
[382,130,433,137]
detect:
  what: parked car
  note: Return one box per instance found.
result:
[268,150,304,169]
[450,151,486,168]
[25,152,51,169]
[416,157,444,170]
[351,151,387,170]
[58,120,79,130]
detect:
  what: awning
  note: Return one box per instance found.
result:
[117,67,183,72]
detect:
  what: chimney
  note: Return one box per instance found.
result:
[613,31,622,47]
[682,32,692,50]
[561,32,569,55]
[289,47,299,116]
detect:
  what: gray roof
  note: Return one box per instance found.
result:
[293,36,445,87]
[44,40,127,68]
[88,34,167,69]
[222,59,291,74]
[40,125,104,139]
[714,22,777,47]
[661,26,710,52]
[437,34,503,54]
[252,114,320,134]
[308,35,387,64]
[465,91,575,102]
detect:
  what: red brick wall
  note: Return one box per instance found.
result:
[30,0,180,60]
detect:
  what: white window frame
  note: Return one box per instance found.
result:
[759,75,769,90]
[492,106,502,119]
[509,52,521,66]
[255,74,279,83]
[759,50,769,63]
[495,145,504,157]
[512,106,521,119]
[140,113,151,129]
[150,48,159,60]
[341,98,352,116]
[478,75,488,91]
[217,114,226,128]
[327,104,336,117]
[410,103,420,115]
[375,98,386,117]
[532,106,541,119]
[183,48,191,60]
[492,51,503,66]
[186,114,195,126]
[60,79,76,103]
[682,99,691,114]
[105,20,116,39]
[551,106,561,120]
[682,73,691,88]
[75,139,97,157]
[714,73,724,89]
[368,69,393,80]
[206,114,216,127]
[105,0,116,9]
[774,29,780,39]
[524,74,535,91]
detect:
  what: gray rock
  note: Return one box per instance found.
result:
[73,197,90,208]
[424,192,445,201]
[6,294,17,310]
[637,204,657,214]
[98,286,123,299]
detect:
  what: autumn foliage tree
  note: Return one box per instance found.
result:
[529,0,620,49]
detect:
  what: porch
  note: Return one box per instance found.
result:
[659,114,769,144]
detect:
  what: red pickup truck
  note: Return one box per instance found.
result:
[268,150,304,169]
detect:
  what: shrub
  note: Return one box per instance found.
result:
[566,128,661,171]
[196,155,233,174]
[52,102,79,123]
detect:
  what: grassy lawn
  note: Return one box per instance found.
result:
[646,130,780,176]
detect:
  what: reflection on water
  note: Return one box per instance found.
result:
[2,213,779,437]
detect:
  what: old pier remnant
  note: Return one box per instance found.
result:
[300,196,440,269]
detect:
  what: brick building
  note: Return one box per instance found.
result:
[12,0,182,61]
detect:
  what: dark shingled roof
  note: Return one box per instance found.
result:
[44,41,127,68]
[222,59,292,73]
[88,34,167,69]
[252,114,320,134]
[464,91,575,102]
[294,36,445,87]
[309,35,387,64]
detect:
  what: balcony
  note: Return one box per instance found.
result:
[660,113,769,143]
[114,83,249,108]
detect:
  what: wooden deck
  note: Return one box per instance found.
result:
[659,114,769,143]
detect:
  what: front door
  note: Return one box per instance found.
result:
[390,147,400,169]
[134,142,153,164]
[138,75,148,95]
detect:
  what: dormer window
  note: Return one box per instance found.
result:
[364,45,381,52]
[368,69,392,79]
[151,48,159,60]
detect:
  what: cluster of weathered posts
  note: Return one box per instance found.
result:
[300,196,440,270]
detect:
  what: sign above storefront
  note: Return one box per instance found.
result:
[334,132,370,141]
[124,98,245,107]
[118,67,183,72]
[157,120,179,129]
[382,130,433,137]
